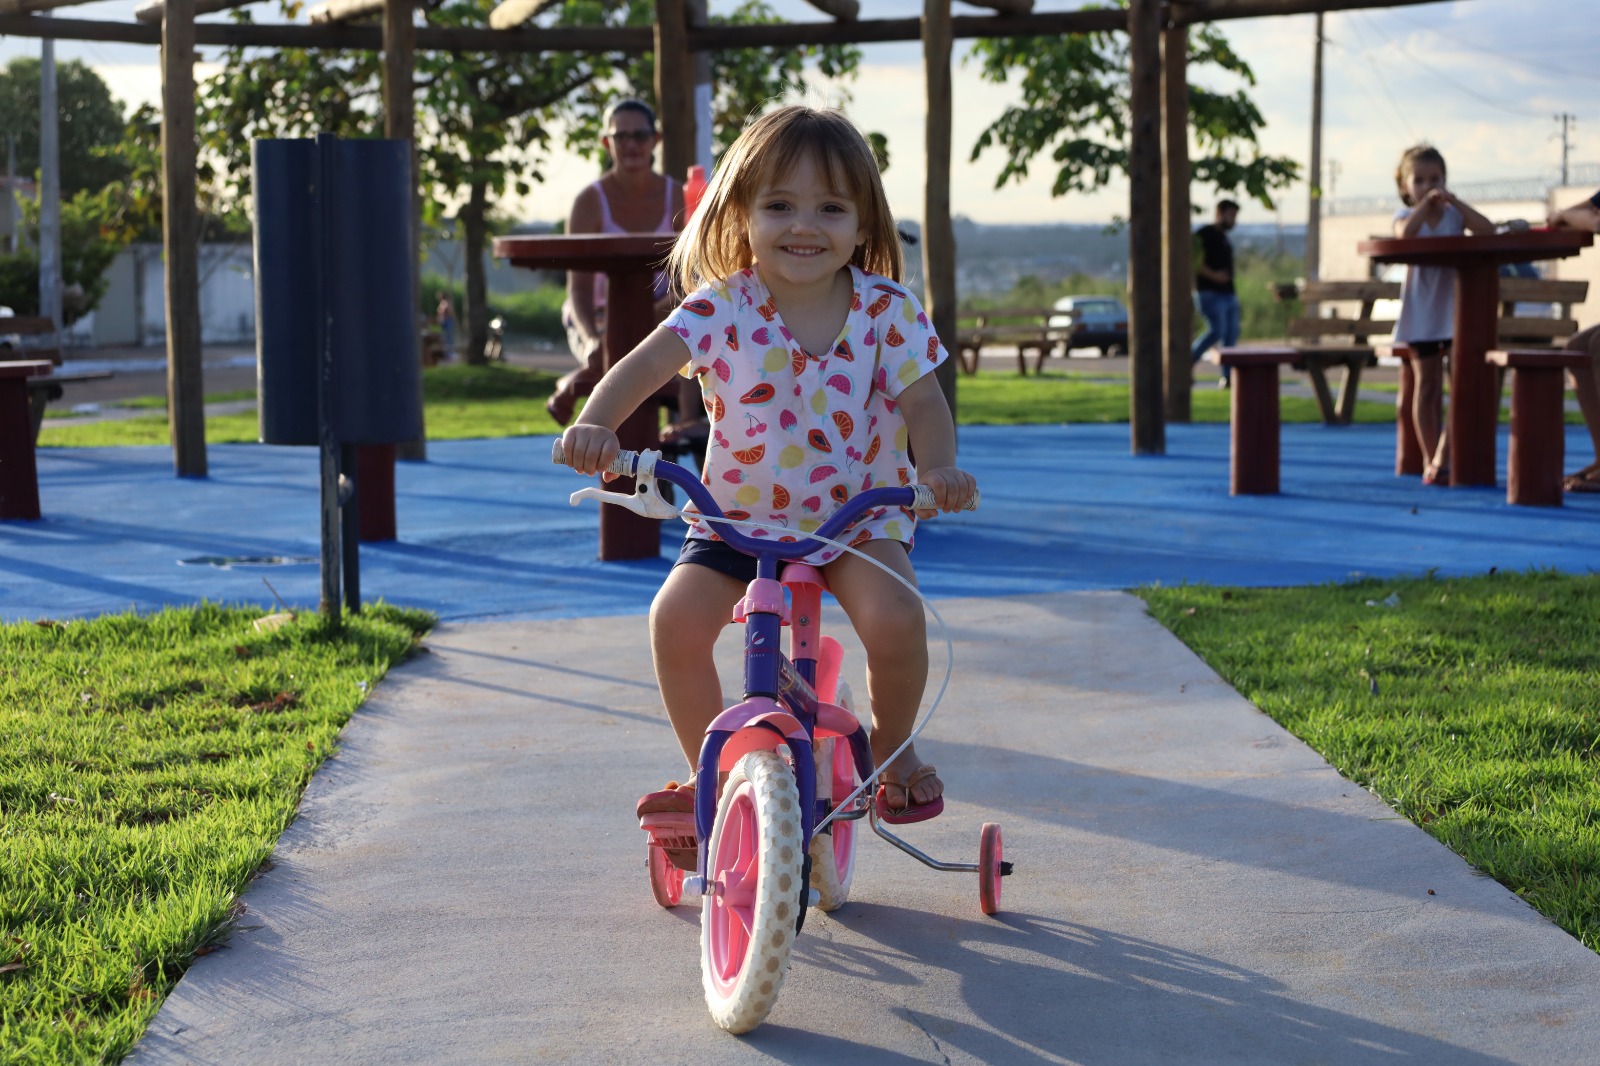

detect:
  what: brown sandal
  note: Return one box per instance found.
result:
[638,779,698,871]
[874,764,945,825]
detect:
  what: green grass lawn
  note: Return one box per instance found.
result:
[0,605,432,1063]
[1140,571,1600,954]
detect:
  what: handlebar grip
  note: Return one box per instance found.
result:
[910,485,981,512]
[549,438,637,477]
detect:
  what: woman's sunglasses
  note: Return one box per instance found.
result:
[607,130,656,145]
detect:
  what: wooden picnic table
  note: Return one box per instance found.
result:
[493,233,678,561]
[1359,229,1594,488]
[0,360,54,520]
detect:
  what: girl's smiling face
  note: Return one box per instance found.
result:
[1404,159,1447,206]
[745,153,866,294]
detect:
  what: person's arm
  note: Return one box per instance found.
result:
[1445,193,1496,236]
[566,186,605,370]
[560,327,690,475]
[1396,201,1429,237]
[1547,195,1600,233]
[895,374,977,515]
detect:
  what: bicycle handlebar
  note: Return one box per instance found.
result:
[551,439,977,560]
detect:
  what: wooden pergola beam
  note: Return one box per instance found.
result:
[134,0,259,24]
[960,0,1033,13]
[0,0,103,14]
[0,8,1123,50]
[0,0,1459,48]
[800,0,858,19]
[1171,0,1452,24]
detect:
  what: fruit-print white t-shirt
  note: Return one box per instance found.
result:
[661,263,948,564]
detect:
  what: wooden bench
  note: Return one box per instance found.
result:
[1281,279,1399,425]
[1215,348,1300,494]
[954,307,1056,375]
[0,315,114,442]
[1488,347,1593,507]
[1497,278,1589,348]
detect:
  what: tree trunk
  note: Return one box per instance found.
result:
[461,176,489,365]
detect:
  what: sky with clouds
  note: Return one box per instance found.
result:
[2,0,1594,226]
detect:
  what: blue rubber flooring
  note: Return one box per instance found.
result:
[4,422,1597,623]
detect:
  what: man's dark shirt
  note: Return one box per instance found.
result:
[1194,224,1235,295]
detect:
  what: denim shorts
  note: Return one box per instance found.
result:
[674,537,790,584]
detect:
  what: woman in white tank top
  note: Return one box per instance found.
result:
[548,99,686,426]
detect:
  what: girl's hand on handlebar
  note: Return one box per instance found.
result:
[916,466,978,518]
[560,425,621,480]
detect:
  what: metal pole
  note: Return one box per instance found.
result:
[1306,13,1323,283]
[315,133,341,627]
[340,443,361,614]
[38,27,62,327]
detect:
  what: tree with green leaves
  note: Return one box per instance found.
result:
[199,0,867,364]
[0,57,130,197]
[967,12,1298,211]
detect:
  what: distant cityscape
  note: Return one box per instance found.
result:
[482,216,1310,298]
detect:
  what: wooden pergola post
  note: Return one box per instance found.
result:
[161,0,205,477]
[921,0,957,418]
[384,0,425,467]
[654,0,694,183]
[1127,0,1164,454]
[1161,21,1193,422]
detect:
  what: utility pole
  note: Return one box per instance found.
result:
[1306,12,1324,283]
[38,26,63,328]
[1555,113,1574,186]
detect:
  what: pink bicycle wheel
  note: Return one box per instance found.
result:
[809,726,859,911]
[978,822,1004,916]
[648,840,685,908]
[700,750,803,1033]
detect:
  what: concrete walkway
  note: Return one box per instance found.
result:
[127,593,1600,1064]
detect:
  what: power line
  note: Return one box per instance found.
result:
[1384,8,1600,85]
[1350,11,1541,120]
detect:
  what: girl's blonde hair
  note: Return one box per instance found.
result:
[1395,144,1447,207]
[667,105,902,293]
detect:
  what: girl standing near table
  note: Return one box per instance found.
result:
[1392,144,1495,485]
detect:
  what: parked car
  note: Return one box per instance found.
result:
[1047,295,1128,357]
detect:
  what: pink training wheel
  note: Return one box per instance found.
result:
[978,822,1004,916]
[648,839,685,908]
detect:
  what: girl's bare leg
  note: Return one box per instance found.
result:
[824,540,942,808]
[1415,356,1445,476]
[650,562,746,770]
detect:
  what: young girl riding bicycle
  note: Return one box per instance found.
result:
[557,105,977,847]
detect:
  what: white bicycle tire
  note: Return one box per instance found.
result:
[700,750,804,1033]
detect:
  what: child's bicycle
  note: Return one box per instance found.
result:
[553,442,1013,1033]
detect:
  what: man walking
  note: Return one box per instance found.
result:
[1192,199,1240,387]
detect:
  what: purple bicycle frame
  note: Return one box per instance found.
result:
[626,455,915,881]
